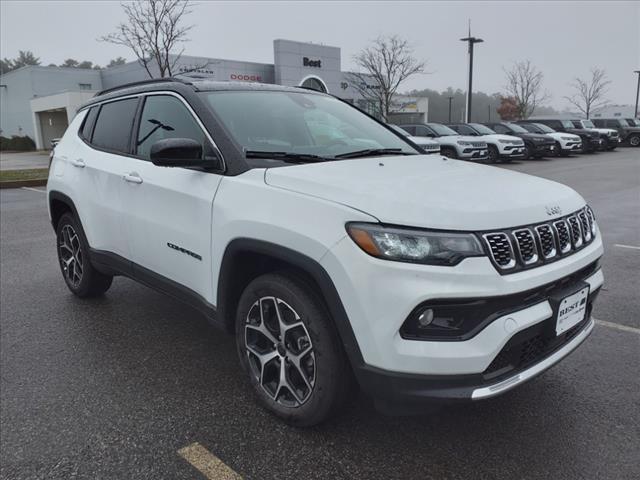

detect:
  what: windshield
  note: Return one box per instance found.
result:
[506,123,528,133]
[201,91,418,159]
[617,119,629,127]
[388,124,410,137]
[561,120,574,129]
[581,120,595,128]
[533,123,554,133]
[468,123,496,135]
[426,123,458,136]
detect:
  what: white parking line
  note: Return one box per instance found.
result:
[614,244,640,250]
[594,318,640,335]
[20,187,46,194]
[178,442,242,480]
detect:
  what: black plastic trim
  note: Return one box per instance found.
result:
[89,249,220,327]
[217,238,365,368]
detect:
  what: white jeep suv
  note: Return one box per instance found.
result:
[447,123,525,163]
[47,79,604,426]
[400,123,489,161]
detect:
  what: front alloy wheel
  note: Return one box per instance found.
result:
[236,273,352,426]
[245,296,316,407]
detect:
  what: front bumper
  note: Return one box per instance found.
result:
[458,147,488,160]
[356,268,602,409]
[559,141,582,152]
[498,145,526,158]
[532,143,556,156]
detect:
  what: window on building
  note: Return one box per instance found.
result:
[78,83,92,90]
[136,94,211,160]
[91,98,138,153]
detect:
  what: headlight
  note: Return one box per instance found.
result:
[456,140,472,146]
[346,223,485,266]
[498,139,510,144]
[561,136,574,141]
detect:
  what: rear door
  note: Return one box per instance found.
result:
[72,97,139,260]
[121,93,224,301]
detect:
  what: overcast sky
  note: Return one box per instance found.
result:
[1,1,638,109]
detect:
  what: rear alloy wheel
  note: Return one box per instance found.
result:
[56,213,113,297]
[628,134,640,147]
[236,272,352,426]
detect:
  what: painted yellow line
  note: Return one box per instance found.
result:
[594,319,640,335]
[178,442,242,480]
[614,244,640,250]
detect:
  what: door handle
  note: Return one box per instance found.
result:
[71,158,85,168]
[123,172,143,184]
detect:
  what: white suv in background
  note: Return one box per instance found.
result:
[47,79,604,426]
[399,123,489,161]
[447,123,525,163]
[388,124,440,154]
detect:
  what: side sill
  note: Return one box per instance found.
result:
[89,249,221,329]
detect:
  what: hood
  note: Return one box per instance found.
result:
[547,132,580,140]
[589,128,617,135]
[264,156,585,231]
[481,134,524,144]
[518,133,554,143]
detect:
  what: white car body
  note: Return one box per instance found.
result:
[545,132,582,152]
[47,82,604,418]
[388,124,440,154]
[479,133,525,157]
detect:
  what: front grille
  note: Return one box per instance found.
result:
[482,206,596,273]
[470,141,487,148]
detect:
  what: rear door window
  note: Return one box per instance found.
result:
[91,98,139,154]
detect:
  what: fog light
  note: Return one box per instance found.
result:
[417,308,434,328]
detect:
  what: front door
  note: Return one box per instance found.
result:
[121,93,223,302]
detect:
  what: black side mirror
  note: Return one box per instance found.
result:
[150,138,206,168]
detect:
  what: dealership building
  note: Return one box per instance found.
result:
[0,39,428,149]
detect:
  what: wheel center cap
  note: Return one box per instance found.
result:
[277,343,286,357]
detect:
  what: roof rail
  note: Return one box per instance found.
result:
[95,77,192,97]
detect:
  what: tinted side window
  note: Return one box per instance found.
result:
[136,95,209,160]
[457,125,474,135]
[415,126,430,136]
[91,98,138,154]
[550,121,562,129]
[402,126,416,135]
[80,106,99,140]
[493,124,509,134]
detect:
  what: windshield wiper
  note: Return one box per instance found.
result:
[333,148,413,159]
[245,150,330,163]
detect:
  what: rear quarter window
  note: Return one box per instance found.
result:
[91,98,139,154]
[79,106,99,141]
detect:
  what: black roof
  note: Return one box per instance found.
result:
[81,77,324,110]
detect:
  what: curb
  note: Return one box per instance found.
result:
[0,179,48,189]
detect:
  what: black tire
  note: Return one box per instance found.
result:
[555,142,564,157]
[487,145,499,163]
[56,212,113,297]
[235,272,353,427]
[441,147,457,159]
[628,134,640,147]
[523,144,533,159]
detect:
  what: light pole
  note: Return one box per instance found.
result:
[634,70,640,118]
[448,96,454,123]
[460,26,483,123]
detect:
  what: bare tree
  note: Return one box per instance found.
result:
[347,35,426,120]
[564,68,611,119]
[100,0,194,78]
[503,60,550,119]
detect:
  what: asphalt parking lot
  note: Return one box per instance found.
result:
[1,149,638,480]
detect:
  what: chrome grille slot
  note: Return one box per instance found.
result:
[578,210,591,242]
[513,229,538,264]
[483,233,515,269]
[553,220,572,254]
[568,216,583,248]
[586,206,596,235]
[535,225,556,259]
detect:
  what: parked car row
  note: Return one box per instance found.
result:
[392,115,639,163]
